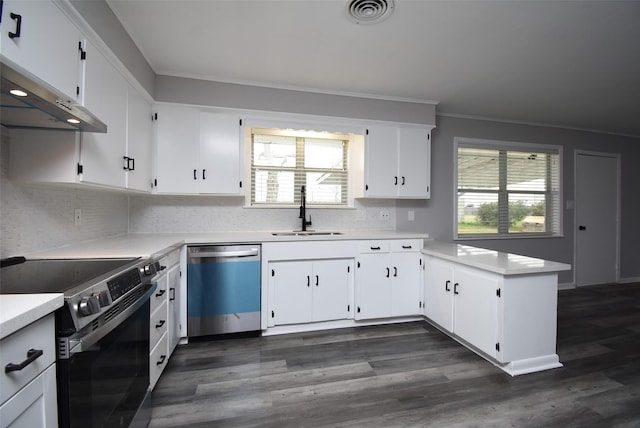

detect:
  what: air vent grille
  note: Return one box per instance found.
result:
[345,0,394,25]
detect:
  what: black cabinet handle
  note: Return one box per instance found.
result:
[307,275,310,287]
[9,13,21,39]
[157,355,166,365]
[315,275,319,286]
[394,176,398,185]
[169,287,176,301]
[193,169,197,180]
[370,246,381,251]
[202,169,206,180]
[155,289,166,297]
[401,176,405,185]
[155,320,166,328]
[579,225,586,231]
[5,349,43,373]
[393,266,398,277]
[129,157,135,171]
[454,283,459,295]
[402,245,412,249]
[386,267,390,278]
[445,280,450,292]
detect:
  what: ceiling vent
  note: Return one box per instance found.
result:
[345,0,394,25]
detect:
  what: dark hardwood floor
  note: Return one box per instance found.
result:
[149,283,640,427]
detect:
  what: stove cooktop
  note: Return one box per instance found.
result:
[0,257,141,295]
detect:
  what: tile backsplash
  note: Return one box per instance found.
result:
[1,127,129,258]
[1,126,396,257]
[128,195,395,233]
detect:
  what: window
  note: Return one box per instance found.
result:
[250,128,350,207]
[455,138,562,239]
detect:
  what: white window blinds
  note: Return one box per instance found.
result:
[251,129,349,206]
[456,140,561,237]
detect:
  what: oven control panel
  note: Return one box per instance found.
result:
[107,268,142,301]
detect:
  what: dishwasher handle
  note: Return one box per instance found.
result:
[190,248,260,259]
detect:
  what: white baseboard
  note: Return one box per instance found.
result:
[619,276,640,284]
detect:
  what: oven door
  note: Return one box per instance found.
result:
[57,284,155,428]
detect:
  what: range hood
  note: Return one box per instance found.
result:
[1,62,107,133]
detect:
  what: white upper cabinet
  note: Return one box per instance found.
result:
[126,86,153,192]
[80,41,128,188]
[1,0,82,102]
[199,112,243,194]
[364,125,431,199]
[154,105,201,194]
[154,106,243,195]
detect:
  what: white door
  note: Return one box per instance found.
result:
[391,252,421,317]
[365,125,398,197]
[312,259,350,322]
[575,152,619,286]
[424,256,454,332]
[199,113,242,194]
[355,254,392,319]
[271,261,312,325]
[398,127,430,198]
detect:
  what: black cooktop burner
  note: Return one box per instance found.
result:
[0,257,140,295]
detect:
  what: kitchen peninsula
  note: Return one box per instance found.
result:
[12,232,570,378]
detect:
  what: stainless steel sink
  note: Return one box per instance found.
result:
[271,231,343,236]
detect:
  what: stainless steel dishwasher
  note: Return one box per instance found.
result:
[187,244,261,337]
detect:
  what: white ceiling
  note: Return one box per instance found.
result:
[107,0,640,137]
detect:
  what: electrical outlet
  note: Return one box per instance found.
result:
[379,210,390,221]
[74,209,82,227]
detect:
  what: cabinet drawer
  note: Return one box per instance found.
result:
[149,333,168,390]
[1,314,55,404]
[150,278,168,314]
[150,304,168,349]
[357,240,390,253]
[0,363,57,427]
[390,239,422,252]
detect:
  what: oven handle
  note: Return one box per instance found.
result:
[64,283,157,357]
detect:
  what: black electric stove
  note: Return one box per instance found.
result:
[0,256,157,334]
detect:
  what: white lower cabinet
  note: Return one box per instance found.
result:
[355,240,423,320]
[424,256,499,358]
[424,254,562,375]
[0,314,57,428]
[149,247,182,390]
[270,259,352,325]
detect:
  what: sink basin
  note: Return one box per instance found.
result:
[272,231,343,236]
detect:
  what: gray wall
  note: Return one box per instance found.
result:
[70,0,155,97]
[397,115,640,285]
[155,75,436,126]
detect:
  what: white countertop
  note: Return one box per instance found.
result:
[422,241,571,276]
[26,231,430,259]
[0,294,64,340]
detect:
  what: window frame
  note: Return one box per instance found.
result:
[243,117,365,209]
[453,137,563,240]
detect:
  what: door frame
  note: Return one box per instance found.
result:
[573,150,621,286]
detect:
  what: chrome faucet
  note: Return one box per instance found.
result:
[299,185,312,231]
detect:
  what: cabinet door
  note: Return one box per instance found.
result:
[424,256,455,332]
[271,261,313,325]
[80,41,127,188]
[199,113,242,194]
[154,105,200,193]
[0,364,57,428]
[355,254,391,319]
[126,87,153,192]
[312,259,351,322]
[364,125,398,197]
[1,0,81,101]
[167,264,181,354]
[391,252,422,317]
[398,127,430,198]
[453,266,499,358]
